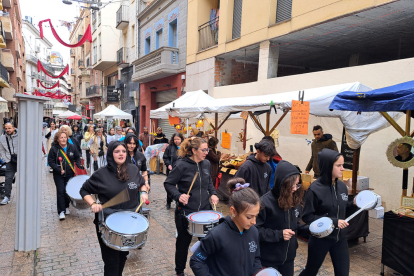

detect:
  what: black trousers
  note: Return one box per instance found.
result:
[299,237,349,276]
[4,162,17,198]
[166,168,173,204]
[175,208,194,274]
[262,260,294,276]
[95,223,129,276]
[85,150,91,168]
[53,173,72,214]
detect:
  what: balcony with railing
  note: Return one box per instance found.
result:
[71,49,75,57]
[86,85,101,98]
[31,71,37,79]
[116,5,129,30]
[15,40,20,58]
[117,47,128,68]
[2,83,15,101]
[1,49,13,71]
[78,59,85,69]
[0,15,12,40]
[79,68,91,79]
[198,17,219,51]
[0,62,9,88]
[132,46,179,83]
[16,66,22,81]
[0,21,6,48]
[71,68,75,75]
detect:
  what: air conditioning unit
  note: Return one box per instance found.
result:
[115,80,122,89]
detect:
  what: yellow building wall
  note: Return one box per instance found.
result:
[187,0,395,64]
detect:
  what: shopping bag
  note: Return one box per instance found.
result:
[81,139,89,150]
[75,159,87,175]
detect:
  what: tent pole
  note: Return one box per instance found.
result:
[186,119,189,138]
[351,148,360,195]
[149,119,152,146]
[269,109,290,135]
[379,111,405,136]
[266,111,270,135]
[402,111,411,196]
[215,113,218,138]
[217,113,231,130]
[248,111,266,135]
[405,110,411,136]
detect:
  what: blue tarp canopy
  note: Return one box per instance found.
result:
[329,80,414,112]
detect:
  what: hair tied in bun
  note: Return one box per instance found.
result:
[232,183,250,193]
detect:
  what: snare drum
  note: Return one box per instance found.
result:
[187,211,223,237]
[356,190,381,210]
[255,268,282,276]
[101,211,149,251]
[66,175,90,209]
[141,207,150,221]
[309,217,335,238]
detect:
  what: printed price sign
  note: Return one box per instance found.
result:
[291,100,310,135]
[229,169,237,175]
[221,132,231,149]
[401,196,414,210]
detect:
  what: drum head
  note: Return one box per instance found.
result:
[309,217,332,234]
[187,211,223,223]
[106,211,149,235]
[66,175,90,199]
[356,190,377,210]
[256,268,282,276]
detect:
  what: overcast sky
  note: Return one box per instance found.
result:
[20,0,81,67]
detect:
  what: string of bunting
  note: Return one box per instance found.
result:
[38,19,92,48]
[37,79,60,89]
[37,60,69,79]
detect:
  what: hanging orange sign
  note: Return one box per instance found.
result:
[221,132,231,149]
[169,115,180,125]
[291,100,310,135]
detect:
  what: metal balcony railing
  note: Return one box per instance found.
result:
[198,17,219,51]
[117,47,128,65]
[78,60,84,68]
[31,71,37,78]
[0,62,8,83]
[86,85,101,97]
[71,49,75,56]
[78,35,83,42]
[116,5,129,29]
[71,68,75,75]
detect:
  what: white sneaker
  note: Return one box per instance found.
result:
[1,196,9,205]
[49,168,53,173]
[59,212,65,220]
[65,208,70,215]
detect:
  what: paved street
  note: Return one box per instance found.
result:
[0,159,402,275]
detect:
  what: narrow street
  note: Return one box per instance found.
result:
[0,158,398,276]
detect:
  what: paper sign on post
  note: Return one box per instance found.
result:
[221,132,231,149]
[291,100,310,135]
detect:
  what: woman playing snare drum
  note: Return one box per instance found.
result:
[80,141,148,276]
[299,149,352,276]
[190,177,262,276]
[164,137,219,276]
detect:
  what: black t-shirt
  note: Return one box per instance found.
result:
[127,151,147,172]
[396,152,414,162]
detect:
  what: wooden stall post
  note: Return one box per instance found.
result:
[351,148,361,195]
[215,113,218,138]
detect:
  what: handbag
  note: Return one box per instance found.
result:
[81,139,89,150]
[6,136,17,164]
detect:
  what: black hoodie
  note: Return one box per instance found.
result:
[305,133,338,177]
[302,148,352,241]
[163,143,179,168]
[164,156,217,213]
[48,142,82,177]
[190,216,262,276]
[124,133,147,172]
[235,154,271,197]
[80,141,145,216]
[256,160,308,266]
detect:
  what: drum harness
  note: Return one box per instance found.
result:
[282,209,290,265]
[333,183,340,241]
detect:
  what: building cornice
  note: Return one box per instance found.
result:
[137,0,175,24]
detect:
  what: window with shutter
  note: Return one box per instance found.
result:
[276,0,292,23]
[232,0,243,40]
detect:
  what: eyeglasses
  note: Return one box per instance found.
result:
[198,148,210,153]
[293,183,302,189]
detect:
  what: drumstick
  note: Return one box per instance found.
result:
[135,200,150,213]
[345,201,374,222]
[102,188,130,209]
[187,172,199,196]
[213,203,216,211]
[59,157,63,171]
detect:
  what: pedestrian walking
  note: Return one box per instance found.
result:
[0,123,17,205]
[106,127,116,146]
[88,128,107,173]
[190,177,262,276]
[163,133,184,209]
[80,141,149,276]
[205,137,221,186]
[45,121,59,173]
[124,133,149,191]
[84,125,95,170]
[164,137,219,276]
[71,125,83,155]
[48,130,83,219]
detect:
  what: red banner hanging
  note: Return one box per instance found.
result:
[37,60,69,79]
[39,19,92,48]
[34,90,70,100]
[37,79,60,89]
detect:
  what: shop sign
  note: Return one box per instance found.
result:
[89,101,95,110]
[106,86,119,102]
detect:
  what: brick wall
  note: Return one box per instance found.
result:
[215,59,258,87]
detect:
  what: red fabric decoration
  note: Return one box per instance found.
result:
[39,19,92,48]
[34,90,70,100]
[37,79,60,89]
[37,60,69,78]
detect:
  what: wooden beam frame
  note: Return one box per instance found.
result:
[268,109,290,135]
[248,111,266,134]
[379,111,405,136]
[211,112,232,138]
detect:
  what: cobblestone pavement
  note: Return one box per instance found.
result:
[0,159,403,276]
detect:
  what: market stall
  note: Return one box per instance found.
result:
[56,110,77,119]
[330,80,414,275]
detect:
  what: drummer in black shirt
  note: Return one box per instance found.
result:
[80,141,149,276]
[124,133,150,191]
[164,137,219,276]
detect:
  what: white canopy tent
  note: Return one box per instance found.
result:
[0,96,8,113]
[56,110,77,119]
[93,105,133,121]
[168,82,403,148]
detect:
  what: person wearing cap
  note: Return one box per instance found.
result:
[153,127,168,144]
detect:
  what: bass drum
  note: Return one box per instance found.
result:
[255,268,282,276]
[66,175,91,209]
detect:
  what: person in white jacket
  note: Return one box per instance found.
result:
[0,123,18,205]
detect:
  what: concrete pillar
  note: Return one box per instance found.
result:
[14,94,48,251]
[258,40,279,81]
